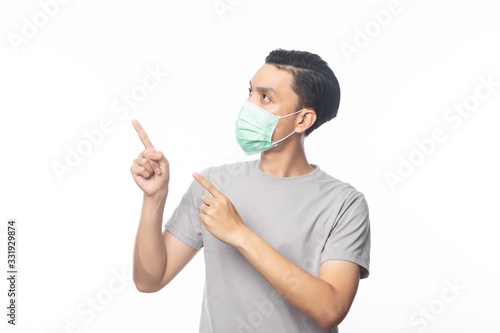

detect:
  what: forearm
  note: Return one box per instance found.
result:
[133,192,168,290]
[235,227,339,329]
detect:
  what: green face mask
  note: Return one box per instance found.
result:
[235,100,307,155]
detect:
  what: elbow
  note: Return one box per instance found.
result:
[316,306,349,331]
[318,318,340,331]
[133,269,167,293]
[134,280,161,293]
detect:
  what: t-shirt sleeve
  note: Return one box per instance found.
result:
[320,191,371,279]
[163,167,210,251]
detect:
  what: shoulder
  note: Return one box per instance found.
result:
[317,168,368,206]
[198,159,255,180]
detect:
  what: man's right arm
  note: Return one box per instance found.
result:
[129,119,199,293]
[133,192,198,293]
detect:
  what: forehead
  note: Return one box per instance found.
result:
[250,64,295,97]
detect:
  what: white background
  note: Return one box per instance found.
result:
[1,0,499,332]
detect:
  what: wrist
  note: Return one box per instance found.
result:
[144,190,168,205]
[234,225,254,251]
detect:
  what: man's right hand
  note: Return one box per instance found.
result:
[130,119,170,198]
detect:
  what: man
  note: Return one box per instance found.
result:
[131,49,371,332]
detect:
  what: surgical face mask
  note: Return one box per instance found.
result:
[235,100,307,155]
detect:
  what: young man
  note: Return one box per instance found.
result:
[131,49,371,332]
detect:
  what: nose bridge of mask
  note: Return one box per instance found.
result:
[240,101,280,141]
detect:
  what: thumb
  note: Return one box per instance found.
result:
[148,148,167,175]
[145,147,162,175]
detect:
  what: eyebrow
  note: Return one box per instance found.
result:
[249,80,277,97]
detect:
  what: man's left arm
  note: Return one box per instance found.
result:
[191,172,369,330]
[235,228,360,330]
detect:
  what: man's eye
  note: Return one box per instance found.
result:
[248,87,253,95]
[262,94,271,102]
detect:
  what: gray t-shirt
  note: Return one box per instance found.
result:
[164,159,371,333]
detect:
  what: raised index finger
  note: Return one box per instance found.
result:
[132,119,155,150]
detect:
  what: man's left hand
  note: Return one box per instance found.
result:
[192,171,248,247]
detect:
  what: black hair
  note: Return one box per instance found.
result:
[265,49,341,137]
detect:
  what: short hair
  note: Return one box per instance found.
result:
[265,49,341,137]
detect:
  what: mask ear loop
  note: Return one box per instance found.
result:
[272,109,308,145]
[278,108,308,119]
[273,130,296,145]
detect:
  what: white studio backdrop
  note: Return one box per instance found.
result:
[1,0,499,332]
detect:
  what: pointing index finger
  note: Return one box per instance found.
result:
[192,172,221,198]
[132,119,155,150]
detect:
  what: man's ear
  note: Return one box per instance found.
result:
[296,109,316,134]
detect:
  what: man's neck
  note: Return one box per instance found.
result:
[258,146,314,178]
